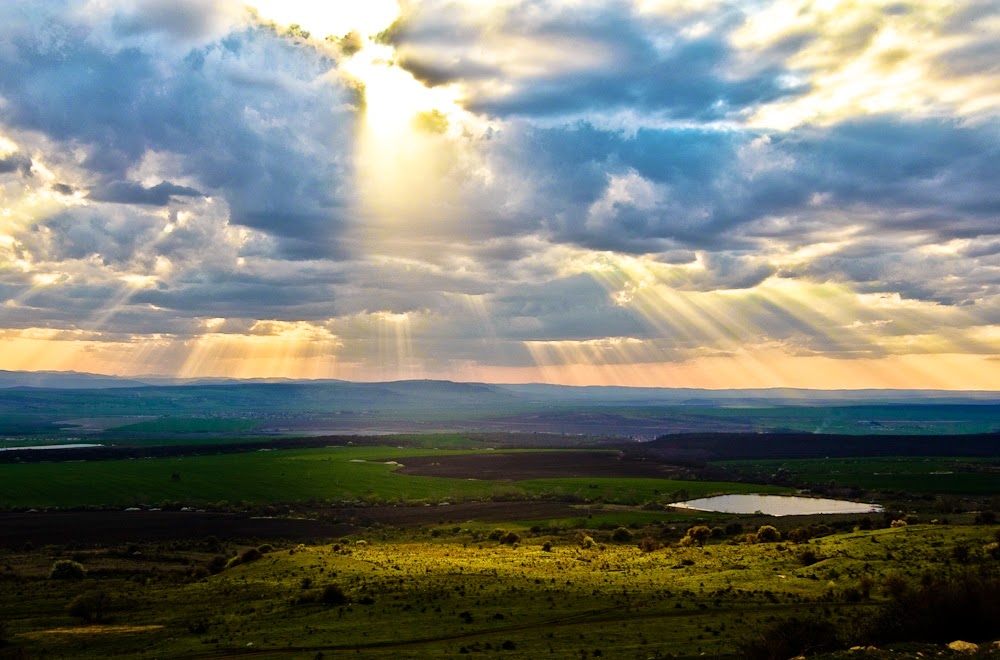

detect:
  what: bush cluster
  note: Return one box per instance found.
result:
[861,568,1000,644]
[49,560,86,580]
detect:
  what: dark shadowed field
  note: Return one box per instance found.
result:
[395,450,693,480]
[0,502,595,547]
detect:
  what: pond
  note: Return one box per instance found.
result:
[0,443,103,452]
[670,493,883,516]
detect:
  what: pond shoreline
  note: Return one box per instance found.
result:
[671,493,883,516]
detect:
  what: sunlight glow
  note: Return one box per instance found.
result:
[178,321,342,379]
[735,0,1000,128]
[247,1,399,40]
[532,249,1000,388]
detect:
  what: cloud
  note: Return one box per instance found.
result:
[0,0,996,383]
[0,2,358,259]
[90,180,203,205]
[0,152,32,176]
[389,0,796,121]
[94,0,248,48]
[733,0,1000,127]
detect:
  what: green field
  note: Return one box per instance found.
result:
[100,417,262,437]
[720,456,1000,496]
[0,447,790,509]
[1,524,997,658]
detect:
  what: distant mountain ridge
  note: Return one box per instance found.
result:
[0,370,996,404]
[0,370,150,390]
[0,370,996,439]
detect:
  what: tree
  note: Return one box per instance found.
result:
[67,590,112,623]
[686,526,712,547]
[49,560,86,580]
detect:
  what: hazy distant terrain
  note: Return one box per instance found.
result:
[0,372,997,445]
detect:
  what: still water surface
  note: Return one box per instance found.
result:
[0,443,103,451]
[671,493,883,516]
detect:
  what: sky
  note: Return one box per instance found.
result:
[0,0,998,389]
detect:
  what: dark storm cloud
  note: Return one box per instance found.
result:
[90,180,203,206]
[132,275,339,319]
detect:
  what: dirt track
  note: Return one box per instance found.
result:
[396,450,691,480]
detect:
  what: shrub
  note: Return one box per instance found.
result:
[786,527,810,543]
[67,590,112,623]
[207,555,228,574]
[880,573,909,599]
[861,568,1000,644]
[686,526,712,547]
[799,549,819,566]
[257,544,275,554]
[542,541,553,552]
[858,575,875,599]
[189,566,210,581]
[49,560,86,580]
[889,519,907,528]
[499,532,520,545]
[638,537,662,552]
[952,544,971,564]
[611,527,633,543]
[579,535,595,549]
[735,616,840,659]
[755,525,780,543]
[226,547,263,569]
[321,584,348,605]
[488,529,506,541]
[974,511,996,525]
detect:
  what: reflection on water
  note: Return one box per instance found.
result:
[670,493,883,516]
[0,443,103,452]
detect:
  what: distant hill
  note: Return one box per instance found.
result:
[0,370,997,404]
[494,383,1000,405]
[0,371,997,440]
[0,370,150,390]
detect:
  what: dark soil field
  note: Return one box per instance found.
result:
[633,432,1000,461]
[395,450,693,480]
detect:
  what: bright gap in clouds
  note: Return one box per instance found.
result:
[248,0,472,236]
[247,1,400,40]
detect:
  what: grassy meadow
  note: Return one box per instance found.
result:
[1,524,998,658]
[2,432,998,658]
[0,447,791,509]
